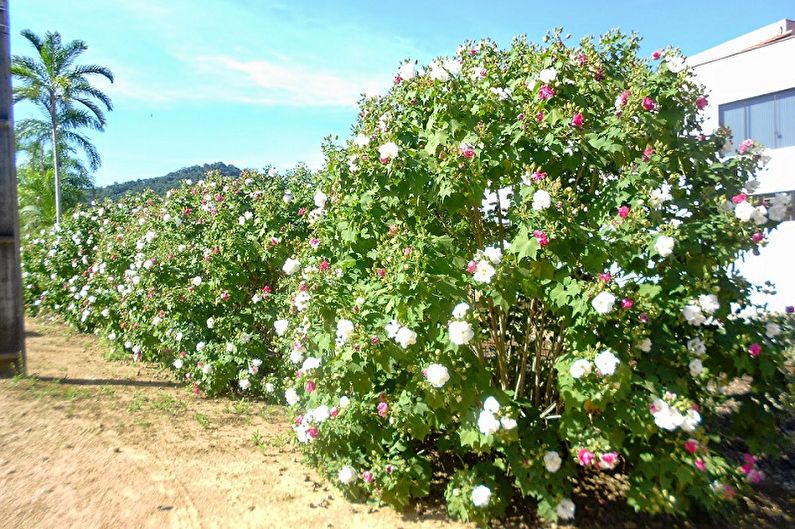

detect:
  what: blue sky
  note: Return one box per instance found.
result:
[11,0,795,187]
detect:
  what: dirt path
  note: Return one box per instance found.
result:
[0,318,470,529]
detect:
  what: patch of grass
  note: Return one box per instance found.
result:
[151,393,187,415]
[231,398,251,415]
[266,433,290,450]
[127,391,147,412]
[194,412,210,429]
[98,384,116,398]
[103,346,129,362]
[250,430,265,448]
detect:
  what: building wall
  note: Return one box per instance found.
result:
[689,21,794,312]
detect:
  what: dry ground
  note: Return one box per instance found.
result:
[1,318,793,529]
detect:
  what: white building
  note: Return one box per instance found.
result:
[689,19,795,312]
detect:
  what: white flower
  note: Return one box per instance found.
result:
[202,363,213,375]
[652,402,684,431]
[655,235,675,257]
[282,258,301,275]
[191,276,202,286]
[478,409,500,435]
[238,378,251,391]
[594,350,620,376]
[294,291,311,311]
[500,416,517,430]
[314,190,327,209]
[398,61,416,80]
[226,341,235,353]
[665,55,686,73]
[681,409,701,432]
[766,322,781,338]
[425,363,450,388]
[107,332,116,341]
[556,499,576,520]
[173,358,183,369]
[336,319,355,343]
[378,141,399,161]
[751,206,768,226]
[285,388,299,406]
[687,337,706,356]
[274,319,289,336]
[206,317,215,329]
[429,60,449,81]
[264,382,274,393]
[734,200,754,221]
[354,133,370,147]
[538,67,558,84]
[442,58,462,76]
[543,451,562,473]
[473,260,496,284]
[395,326,417,348]
[532,189,552,211]
[689,358,704,377]
[452,302,470,319]
[638,338,652,352]
[698,294,720,315]
[339,395,350,408]
[471,485,491,507]
[385,319,401,339]
[769,204,788,222]
[649,186,672,209]
[591,292,616,314]
[483,246,503,264]
[483,396,501,414]
[448,320,474,345]
[570,359,592,379]
[338,465,356,484]
[682,305,706,326]
[196,341,206,352]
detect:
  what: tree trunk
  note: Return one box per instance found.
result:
[0,0,26,376]
[50,107,61,225]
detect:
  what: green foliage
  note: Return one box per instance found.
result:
[272,30,795,524]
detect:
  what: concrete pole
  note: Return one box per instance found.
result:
[0,0,26,376]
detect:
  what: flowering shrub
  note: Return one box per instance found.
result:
[22,167,316,396]
[273,31,794,523]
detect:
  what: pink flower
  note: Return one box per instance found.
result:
[538,84,555,101]
[642,147,653,162]
[621,298,634,310]
[577,448,595,466]
[694,458,706,472]
[749,343,762,358]
[752,232,764,243]
[618,205,630,218]
[459,144,476,159]
[319,260,330,272]
[684,439,699,455]
[262,285,272,296]
[307,427,319,439]
[786,306,794,314]
[651,49,663,60]
[533,230,549,247]
[723,484,736,500]
[309,237,320,249]
[466,260,477,273]
[362,470,374,484]
[731,193,748,204]
[295,415,304,425]
[270,237,279,246]
[370,336,380,345]
[617,89,630,108]
[385,464,395,474]
[377,401,389,417]
[536,111,545,122]
[599,452,619,470]
[305,380,316,393]
[639,313,650,324]
[376,267,386,278]
[388,224,399,236]
[531,171,546,182]
[598,272,612,283]
[571,113,584,128]
[220,291,230,301]
[330,407,339,418]
[747,469,764,484]
[393,75,402,85]
[738,139,754,154]
[642,96,656,111]
[298,208,307,216]
[696,95,708,110]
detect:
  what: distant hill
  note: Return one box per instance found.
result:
[87,162,242,202]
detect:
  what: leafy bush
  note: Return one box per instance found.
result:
[271,30,795,523]
[23,167,315,396]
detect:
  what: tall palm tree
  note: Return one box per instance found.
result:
[11,29,113,224]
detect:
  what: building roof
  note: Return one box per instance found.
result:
[688,18,795,67]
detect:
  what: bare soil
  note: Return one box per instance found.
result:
[1,318,793,529]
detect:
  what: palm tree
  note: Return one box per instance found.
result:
[11,29,113,224]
